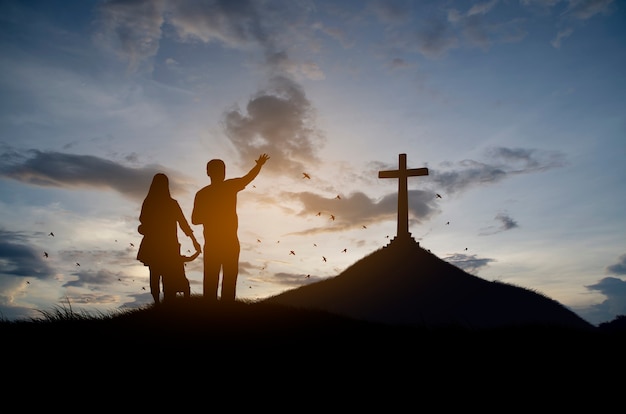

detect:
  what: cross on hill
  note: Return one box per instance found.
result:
[379,153,428,243]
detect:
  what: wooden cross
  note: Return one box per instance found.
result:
[378,153,429,240]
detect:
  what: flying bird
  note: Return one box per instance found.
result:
[26,281,30,285]
[257,239,261,243]
[446,221,450,225]
[330,215,335,221]
[322,256,327,262]
[129,243,134,247]
[289,250,295,255]
[362,225,367,229]
[436,193,442,198]
[76,262,80,266]
[341,248,347,253]
[142,286,146,290]
[316,212,321,216]
[335,195,341,199]
[43,252,49,258]
[302,172,311,179]
[49,232,54,237]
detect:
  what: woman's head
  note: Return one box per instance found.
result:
[148,173,171,199]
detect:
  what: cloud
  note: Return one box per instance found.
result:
[606,253,626,275]
[433,146,566,195]
[443,253,495,274]
[95,0,166,73]
[166,0,272,49]
[579,253,626,324]
[62,268,126,288]
[281,189,438,236]
[479,212,520,235]
[415,18,460,58]
[564,0,615,20]
[0,148,194,202]
[550,27,574,48]
[97,0,320,76]
[369,0,413,24]
[222,75,325,177]
[0,229,56,280]
[584,276,626,323]
[467,0,499,17]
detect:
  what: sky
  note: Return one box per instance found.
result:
[0,0,624,326]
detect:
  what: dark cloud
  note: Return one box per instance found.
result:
[62,268,125,288]
[606,253,626,275]
[0,148,192,202]
[222,75,325,176]
[282,189,438,235]
[583,276,626,324]
[480,212,519,235]
[415,18,460,58]
[271,271,324,287]
[495,212,518,230]
[578,253,626,324]
[0,229,56,280]
[432,146,566,195]
[443,253,494,275]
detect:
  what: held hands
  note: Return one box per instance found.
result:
[192,238,201,253]
[256,153,270,166]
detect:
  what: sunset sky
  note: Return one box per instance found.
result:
[1,0,624,326]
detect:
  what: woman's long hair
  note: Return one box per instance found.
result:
[144,173,172,205]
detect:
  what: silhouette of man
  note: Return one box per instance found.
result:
[192,153,270,302]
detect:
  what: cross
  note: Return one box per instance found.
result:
[378,153,429,240]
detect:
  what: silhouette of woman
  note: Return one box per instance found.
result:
[137,173,201,305]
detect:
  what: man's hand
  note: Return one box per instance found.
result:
[256,153,270,166]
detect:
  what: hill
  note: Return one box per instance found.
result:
[263,236,594,331]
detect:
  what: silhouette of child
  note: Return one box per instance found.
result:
[162,245,200,302]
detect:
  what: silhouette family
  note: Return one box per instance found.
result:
[136,154,270,305]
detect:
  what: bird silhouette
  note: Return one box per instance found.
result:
[257,239,261,243]
[129,243,134,247]
[436,193,442,198]
[335,195,341,199]
[302,172,311,179]
[362,225,367,229]
[322,256,327,262]
[330,215,335,221]
[26,281,30,285]
[341,248,347,253]
[289,250,295,255]
[142,286,146,290]
[49,232,54,237]
[446,221,450,225]
[316,212,321,216]
[76,262,80,266]
[306,274,310,278]
[43,252,49,258]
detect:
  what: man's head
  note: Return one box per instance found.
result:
[207,159,225,182]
